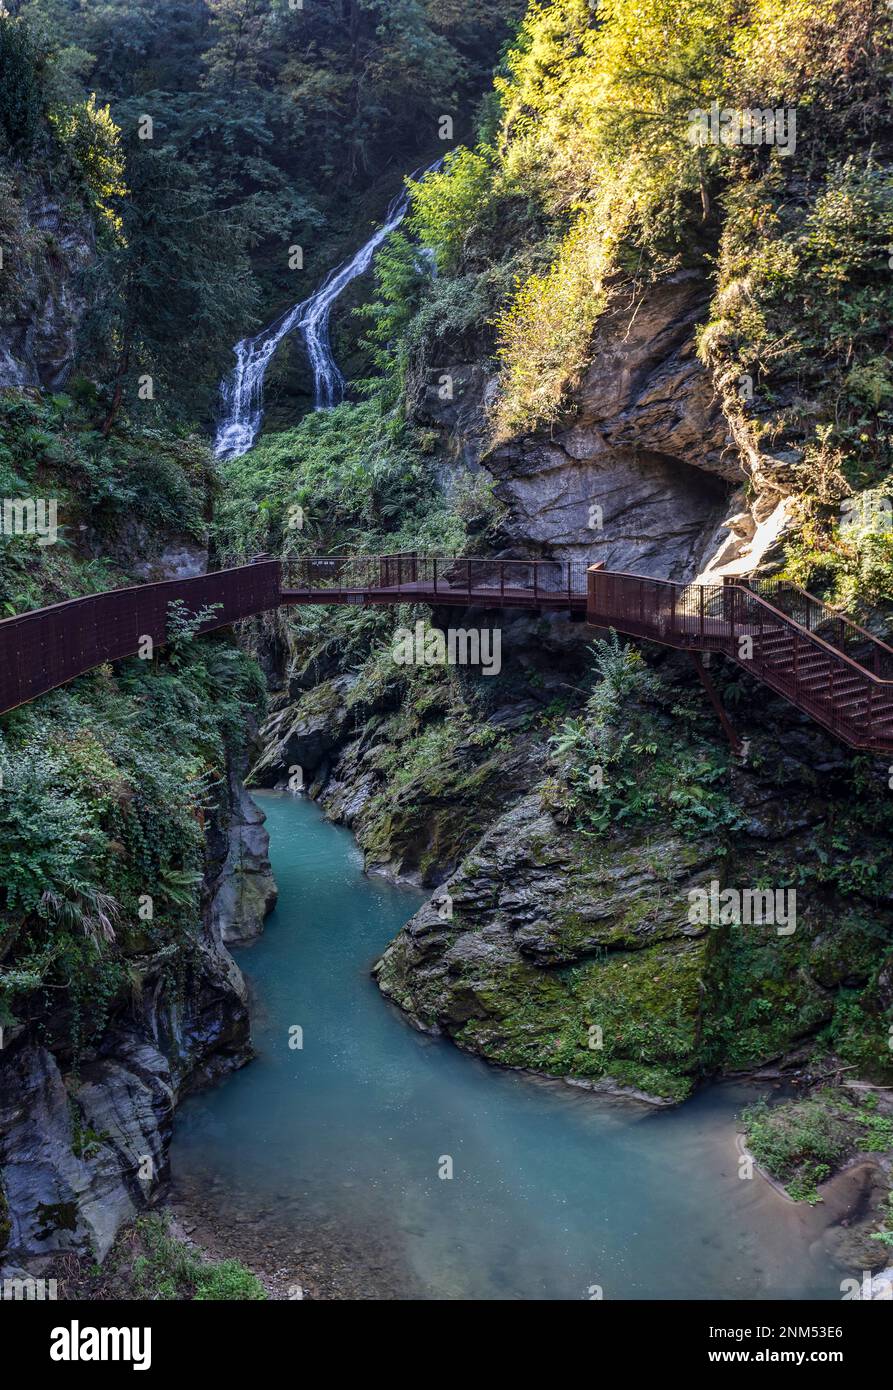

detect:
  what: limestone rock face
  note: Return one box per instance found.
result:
[372,718,892,1103]
[0,184,95,391]
[374,792,722,1101]
[488,272,736,578]
[210,764,278,945]
[0,917,250,1269]
[418,270,793,581]
[251,675,357,786]
[130,540,210,583]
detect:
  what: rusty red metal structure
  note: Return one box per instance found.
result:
[1,552,892,753]
[0,561,280,716]
[587,567,893,753]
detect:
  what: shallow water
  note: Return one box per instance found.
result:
[170,793,842,1300]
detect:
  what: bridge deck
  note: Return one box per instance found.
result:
[281,581,588,610]
[2,553,892,752]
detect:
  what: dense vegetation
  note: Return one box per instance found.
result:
[9,0,524,422]
[0,0,523,1286]
[1,0,893,1274]
[210,1,893,1110]
[402,0,893,611]
[744,1088,893,1205]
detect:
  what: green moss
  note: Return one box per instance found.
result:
[450,936,708,1100]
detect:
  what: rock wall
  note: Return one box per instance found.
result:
[0,177,95,391]
[0,755,276,1276]
[418,270,791,582]
[372,710,893,1102]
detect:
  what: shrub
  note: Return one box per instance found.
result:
[0,14,43,153]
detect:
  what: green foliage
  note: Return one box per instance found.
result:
[410,148,501,274]
[743,1088,893,1203]
[546,634,745,838]
[398,0,893,622]
[0,638,266,1055]
[49,92,125,230]
[355,231,431,402]
[486,0,730,437]
[14,0,523,416]
[0,391,210,615]
[0,13,44,153]
[131,1214,267,1301]
[166,600,224,664]
[213,399,474,560]
[82,112,259,423]
[702,155,893,502]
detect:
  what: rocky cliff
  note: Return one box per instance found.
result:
[417,270,791,582]
[245,257,893,1111]
[0,749,275,1276]
[0,173,95,391]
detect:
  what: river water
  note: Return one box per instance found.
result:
[170,793,843,1301]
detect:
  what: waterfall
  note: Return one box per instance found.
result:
[213,163,439,460]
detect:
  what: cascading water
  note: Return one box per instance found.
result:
[213,163,439,460]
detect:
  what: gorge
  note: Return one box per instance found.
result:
[1,0,892,1310]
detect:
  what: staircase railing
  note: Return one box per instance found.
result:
[587,567,893,751]
[747,578,893,680]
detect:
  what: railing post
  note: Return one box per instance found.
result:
[533,563,538,604]
[466,558,472,596]
[433,557,438,595]
[586,563,605,625]
[500,562,505,602]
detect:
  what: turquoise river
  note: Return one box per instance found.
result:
[170,792,845,1300]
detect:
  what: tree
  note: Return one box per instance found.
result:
[0,10,44,152]
[84,112,259,429]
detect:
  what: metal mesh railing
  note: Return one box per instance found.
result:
[748,579,893,680]
[587,568,893,749]
[0,560,281,715]
[280,554,590,603]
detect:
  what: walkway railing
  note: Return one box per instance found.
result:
[281,554,590,606]
[0,561,280,715]
[587,568,893,753]
[1,551,891,752]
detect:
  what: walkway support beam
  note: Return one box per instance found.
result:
[688,651,743,757]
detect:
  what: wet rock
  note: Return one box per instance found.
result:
[0,748,270,1274]
[0,184,95,390]
[210,763,277,945]
[374,792,721,1099]
[252,675,356,784]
